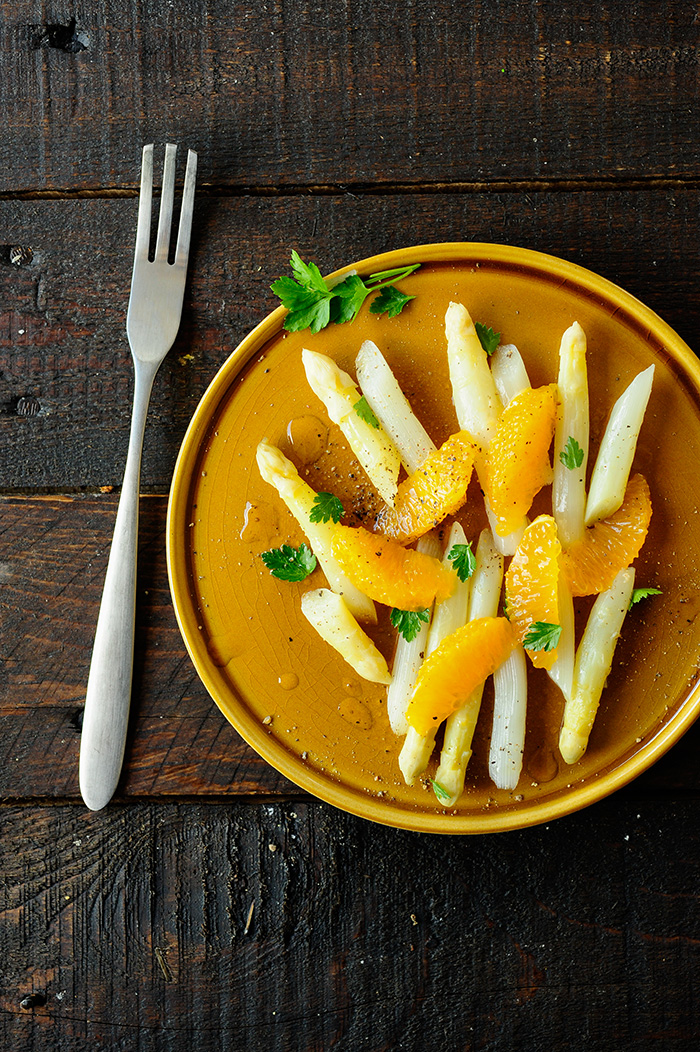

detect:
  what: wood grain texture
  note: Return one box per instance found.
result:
[0,494,295,799]
[1,492,700,801]
[2,189,700,490]
[2,0,699,1042]
[1,0,700,192]
[2,798,700,1051]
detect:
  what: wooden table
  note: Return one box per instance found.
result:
[2,2,700,1048]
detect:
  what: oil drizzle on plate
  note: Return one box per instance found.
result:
[286,415,328,464]
[239,500,278,542]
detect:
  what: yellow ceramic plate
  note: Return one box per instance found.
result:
[167,243,700,833]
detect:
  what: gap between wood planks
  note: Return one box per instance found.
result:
[0,793,312,807]
[1,174,700,200]
[0,489,169,498]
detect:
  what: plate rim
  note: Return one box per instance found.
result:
[166,240,700,834]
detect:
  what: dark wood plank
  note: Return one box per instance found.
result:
[1,1,700,192]
[2,189,700,491]
[2,493,699,801]
[2,797,700,1051]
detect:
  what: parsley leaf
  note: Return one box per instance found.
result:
[630,586,662,609]
[271,253,420,333]
[309,491,345,524]
[288,249,327,293]
[447,542,476,583]
[522,621,562,653]
[270,273,332,333]
[354,395,380,429]
[331,274,371,324]
[390,607,431,642]
[431,779,452,804]
[475,322,501,357]
[369,285,415,318]
[559,436,585,470]
[261,543,317,582]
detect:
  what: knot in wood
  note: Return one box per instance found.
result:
[19,993,46,1010]
[30,19,89,53]
[9,245,32,266]
[16,396,41,417]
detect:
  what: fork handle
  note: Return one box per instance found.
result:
[79,359,159,811]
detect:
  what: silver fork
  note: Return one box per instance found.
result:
[79,143,197,811]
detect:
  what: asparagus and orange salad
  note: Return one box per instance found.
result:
[257,254,658,807]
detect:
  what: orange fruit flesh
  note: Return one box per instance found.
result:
[484,384,557,537]
[561,473,652,596]
[405,617,517,737]
[505,514,561,670]
[377,430,478,544]
[330,524,456,611]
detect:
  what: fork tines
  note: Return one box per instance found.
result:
[135,143,197,267]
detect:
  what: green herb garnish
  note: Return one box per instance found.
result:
[354,395,380,429]
[261,543,317,582]
[431,779,452,804]
[271,251,420,333]
[447,542,477,583]
[522,621,562,653]
[369,285,415,318]
[309,491,345,524]
[559,436,585,470]
[390,607,431,642]
[475,322,501,357]
[629,586,662,609]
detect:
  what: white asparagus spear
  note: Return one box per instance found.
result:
[484,498,528,557]
[445,302,532,559]
[490,343,531,405]
[432,529,504,804]
[445,301,502,448]
[425,522,473,657]
[552,321,590,547]
[585,365,654,525]
[559,566,636,764]
[301,348,402,506]
[300,589,391,684]
[548,569,575,703]
[256,439,376,623]
[398,727,436,786]
[486,344,531,554]
[386,532,442,736]
[355,340,436,473]
[488,644,528,790]
[398,523,473,784]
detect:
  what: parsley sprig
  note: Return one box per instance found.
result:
[369,284,414,318]
[309,491,344,524]
[475,322,501,357]
[559,436,585,470]
[522,621,562,653]
[354,396,380,429]
[261,543,317,582]
[447,542,476,583]
[271,251,420,333]
[431,779,453,805]
[630,586,662,609]
[390,607,430,642]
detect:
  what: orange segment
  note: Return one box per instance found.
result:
[330,524,456,611]
[484,384,557,536]
[405,617,517,736]
[377,430,478,544]
[561,473,652,596]
[505,514,561,670]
